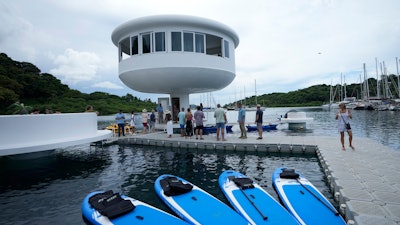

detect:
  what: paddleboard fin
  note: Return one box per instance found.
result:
[88,190,136,219]
[160,176,193,196]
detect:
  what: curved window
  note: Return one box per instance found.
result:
[195,33,205,53]
[119,37,130,61]
[119,31,230,59]
[184,32,194,52]
[131,36,138,55]
[155,32,165,52]
[171,32,182,51]
[142,33,151,54]
[224,40,229,58]
[206,34,222,56]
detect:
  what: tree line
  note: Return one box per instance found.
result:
[0,53,156,115]
[1,53,398,114]
[224,76,399,108]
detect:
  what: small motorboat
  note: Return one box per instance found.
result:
[280,110,313,130]
[246,124,278,132]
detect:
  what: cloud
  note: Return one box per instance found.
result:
[50,49,101,84]
[1,0,400,104]
[92,81,124,90]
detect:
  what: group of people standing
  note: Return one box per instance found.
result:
[215,102,264,141]
[114,101,354,152]
[174,106,205,139]
[114,108,159,137]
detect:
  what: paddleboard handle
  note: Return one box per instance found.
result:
[238,188,268,220]
[228,176,269,221]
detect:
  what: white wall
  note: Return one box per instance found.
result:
[0,113,110,156]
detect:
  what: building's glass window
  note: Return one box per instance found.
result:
[206,34,222,57]
[224,40,229,58]
[142,33,151,54]
[119,37,130,61]
[195,33,205,53]
[184,32,194,52]
[121,31,229,57]
[155,32,165,52]
[171,32,182,51]
[131,36,138,55]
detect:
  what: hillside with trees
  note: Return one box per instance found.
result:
[1,53,397,114]
[0,53,156,115]
[225,76,398,108]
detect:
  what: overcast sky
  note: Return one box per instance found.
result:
[1,0,399,105]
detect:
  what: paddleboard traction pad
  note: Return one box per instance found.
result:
[88,190,135,219]
[279,168,300,179]
[160,176,193,196]
[230,177,255,189]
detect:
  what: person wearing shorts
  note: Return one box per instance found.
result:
[214,104,227,141]
[178,107,186,137]
[141,109,149,133]
[255,104,263,140]
[194,105,205,140]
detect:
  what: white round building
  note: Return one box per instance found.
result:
[111,15,239,116]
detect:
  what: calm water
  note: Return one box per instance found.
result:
[0,107,398,224]
[1,145,323,225]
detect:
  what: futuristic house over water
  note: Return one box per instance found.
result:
[111,15,239,118]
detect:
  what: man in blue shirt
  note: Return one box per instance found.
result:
[115,110,126,137]
[255,104,263,140]
[157,104,164,123]
[178,107,186,137]
[237,102,247,139]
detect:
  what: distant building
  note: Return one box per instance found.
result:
[111,15,239,118]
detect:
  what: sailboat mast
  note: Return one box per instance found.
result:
[376,57,380,99]
[344,74,347,98]
[363,63,369,99]
[340,72,343,101]
[255,79,257,105]
[383,61,389,99]
[396,57,400,98]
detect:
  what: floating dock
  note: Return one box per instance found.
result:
[105,129,400,225]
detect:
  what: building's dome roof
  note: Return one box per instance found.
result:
[111,14,239,48]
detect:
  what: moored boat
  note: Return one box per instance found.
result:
[246,124,277,132]
[280,111,313,130]
[202,125,233,134]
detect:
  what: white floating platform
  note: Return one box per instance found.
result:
[0,113,112,156]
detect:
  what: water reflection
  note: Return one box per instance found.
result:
[0,146,110,193]
[1,144,331,224]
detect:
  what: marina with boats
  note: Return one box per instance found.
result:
[322,58,400,111]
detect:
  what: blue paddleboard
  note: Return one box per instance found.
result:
[82,190,189,225]
[154,174,250,225]
[219,170,300,225]
[272,168,346,225]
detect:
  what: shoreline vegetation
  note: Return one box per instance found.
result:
[1,53,398,115]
